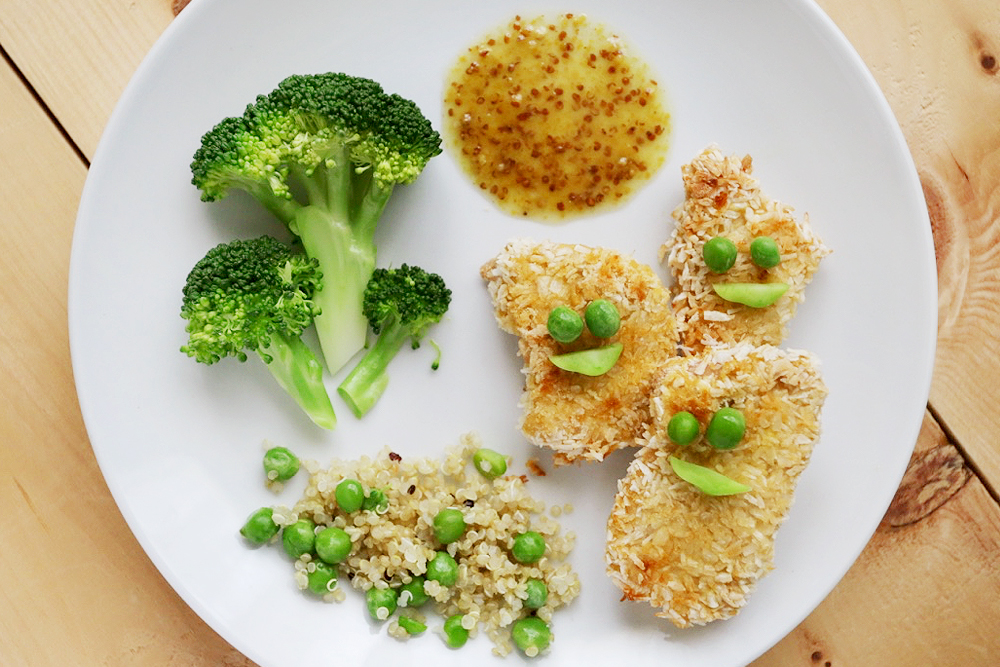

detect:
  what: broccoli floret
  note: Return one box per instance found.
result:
[190,72,442,374]
[180,235,337,429]
[337,265,452,417]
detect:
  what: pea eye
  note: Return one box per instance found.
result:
[750,236,781,268]
[705,407,746,450]
[584,299,621,338]
[546,305,584,343]
[667,411,700,445]
[702,236,737,273]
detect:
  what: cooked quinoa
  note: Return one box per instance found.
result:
[481,239,680,464]
[661,145,830,353]
[604,343,827,627]
[271,432,580,656]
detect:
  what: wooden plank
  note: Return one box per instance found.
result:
[814,0,1000,486]
[0,56,249,666]
[0,0,173,160]
[754,411,1000,665]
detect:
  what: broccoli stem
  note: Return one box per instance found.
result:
[291,204,375,374]
[257,332,337,430]
[348,170,394,245]
[306,143,352,223]
[243,181,301,227]
[285,159,393,375]
[336,318,411,418]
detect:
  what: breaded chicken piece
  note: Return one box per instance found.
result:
[661,146,830,353]
[605,342,827,627]
[481,239,679,464]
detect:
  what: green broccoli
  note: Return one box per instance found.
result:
[180,235,337,430]
[337,264,451,418]
[189,72,442,374]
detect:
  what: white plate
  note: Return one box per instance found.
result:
[69,0,936,665]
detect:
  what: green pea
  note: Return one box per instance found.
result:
[263,446,299,482]
[426,551,459,586]
[511,531,546,564]
[398,576,430,608]
[306,561,338,595]
[442,614,470,648]
[584,299,621,338]
[335,479,365,513]
[397,615,427,635]
[668,456,750,496]
[511,616,552,656]
[667,411,700,445]
[750,236,782,268]
[362,488,389,514]
[705,407,746,450]
[702,236,737,273]
[546,305,584,343]
[366,586,399,621]
[315,526,352,564]
[239,507,279,545]
[281,519,316,559]
[433,508,467,544]
[472,447,507,480]
[712,282,789,308]
[524,578,548,610]
[549,342,623,376]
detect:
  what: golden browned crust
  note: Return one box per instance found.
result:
[605,342,827,627]
[661,146,830,353]
[481,239,679,464]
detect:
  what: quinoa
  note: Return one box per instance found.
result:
[272,432,580,656]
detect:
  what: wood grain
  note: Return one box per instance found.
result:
[814,0,1000,488]
[0,56,250,667]
[753,412,1000,665]
[0,0,173,160]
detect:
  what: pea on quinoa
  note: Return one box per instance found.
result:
[242,433,579,656]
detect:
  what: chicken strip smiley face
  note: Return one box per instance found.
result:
[605,342,828,628]
[481,239,680,464]
[661,145,831,354]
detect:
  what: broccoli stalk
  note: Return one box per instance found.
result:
[180,236,337,429]
[337,265,452,418]
[290,204,378,373]
[335,316,410,416]
[256,333,334,428]
[190,72,442,373]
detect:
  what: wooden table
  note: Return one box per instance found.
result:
[2,0,998,664]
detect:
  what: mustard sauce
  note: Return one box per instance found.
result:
[443,13,671,221]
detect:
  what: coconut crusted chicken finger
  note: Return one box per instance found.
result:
[481,239,679,464]
[605,342,827,627]
[661,145,830,353]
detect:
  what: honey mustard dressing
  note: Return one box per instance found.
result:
[443,13,671,221]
